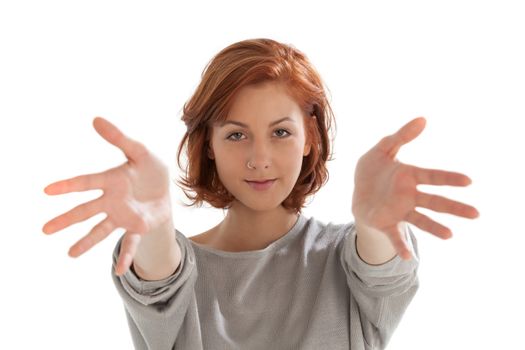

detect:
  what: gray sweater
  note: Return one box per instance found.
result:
[111,214,419,350]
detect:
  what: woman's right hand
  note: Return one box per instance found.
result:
[42,117,173,276]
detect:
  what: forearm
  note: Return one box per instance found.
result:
[355,221,405,265]
[132,217,182,281]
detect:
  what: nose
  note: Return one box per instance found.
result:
[247,139,271,169]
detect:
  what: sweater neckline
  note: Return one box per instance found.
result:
[189,213,308,258]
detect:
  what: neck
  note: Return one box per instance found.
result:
[214,204,300,252]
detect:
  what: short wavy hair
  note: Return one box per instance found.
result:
[176,38,336,214]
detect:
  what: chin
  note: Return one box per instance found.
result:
[233,197,285,213]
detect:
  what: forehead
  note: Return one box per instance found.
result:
[222,81,304,124]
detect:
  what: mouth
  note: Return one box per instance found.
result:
[245,178,276,191]
[245,178,276,183]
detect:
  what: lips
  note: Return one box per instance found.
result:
[246,179,275,183]
[245,179,276,191]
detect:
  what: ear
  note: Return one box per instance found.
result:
[303,143,311,157]
[303,116,316,156]
[206,138,215,159]
[205,126,215,160]
[207,146,215,159]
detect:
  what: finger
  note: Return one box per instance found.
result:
[409,165,473,186]
[376,117,427,158]
[43,197,102,234]
[384,227,412,260]
[115,232,142,276]
[44,172,106,195]
[406,210,452,239]
[415,191,480,219]
[68,217,115,257]
[93,117,148,163]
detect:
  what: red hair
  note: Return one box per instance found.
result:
[176,38,336,213]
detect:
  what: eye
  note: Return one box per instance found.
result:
[226,132,245,141]
[274,128,291,138]
[226,129,291,141]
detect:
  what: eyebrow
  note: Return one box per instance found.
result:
[218,116,295,128]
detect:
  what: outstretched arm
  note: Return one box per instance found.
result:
[351,117,479,265]
[43,117,181,279]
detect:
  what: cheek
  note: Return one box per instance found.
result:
[213,149,241,180]
[278,145,307,176]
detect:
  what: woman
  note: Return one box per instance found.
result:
[43,38,479,349]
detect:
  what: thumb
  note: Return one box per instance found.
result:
[376,116,427,158]
[92,117,148,162]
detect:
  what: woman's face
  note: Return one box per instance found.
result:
[208,81,313,212]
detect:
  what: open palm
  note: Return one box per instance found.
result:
[42,117,172,275]
[351,117,479,259]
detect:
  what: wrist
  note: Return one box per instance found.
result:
[354,220,398,265]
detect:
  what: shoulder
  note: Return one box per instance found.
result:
[302,215,355,248]
[188,225,220,247]
[189,230,211,245]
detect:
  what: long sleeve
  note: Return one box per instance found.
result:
[340,223,420,349]
[111,229,199,349]
[110,214,418,349]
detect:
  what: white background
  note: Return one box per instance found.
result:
[1,1,523,349]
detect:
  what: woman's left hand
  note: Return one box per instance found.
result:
[351,117,480,259]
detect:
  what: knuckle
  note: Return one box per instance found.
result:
[132,141,149,157]
[394,169,412,187]
[427,195,436,209]
[80,236,92,251]
[416,213,427,228]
